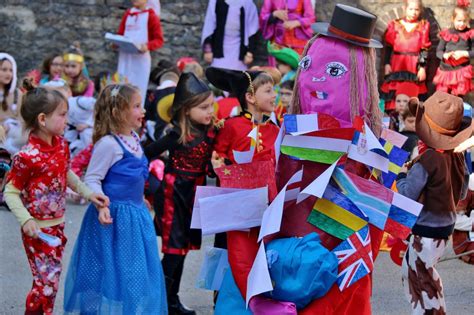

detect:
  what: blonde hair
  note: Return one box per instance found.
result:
[172,90,213,144]
[289,35,383,136]
[92,84,140,143]
[183,62,204,79]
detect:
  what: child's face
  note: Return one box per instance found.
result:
[124,92,145,130]
[0,60,13,86]
[255,82,277,113]
[277,62,292,76]
[395,94,410,114]
[43,101,69,136]
[454,11,469,31]
[132,0,147,9]
[64,61,82,79]
[279,88,293,108]
[188,94,214,126]
[404,1,421,22]
[50,56,64,78]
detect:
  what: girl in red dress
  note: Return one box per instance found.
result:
[380,0,431,111]
[433,0,474,96]
[4,80,107,315]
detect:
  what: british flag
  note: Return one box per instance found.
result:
[332,225,374,291]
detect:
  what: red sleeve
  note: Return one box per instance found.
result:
[421,20,431,50]
[117,9,130,35]
[384,20,396,47]
[147,10,164,51]
[214,121,233,160]
[7,151,33,191]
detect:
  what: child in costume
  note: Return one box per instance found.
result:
[267,43,299,83]
[25,53,64,86]
[433,0,474,96]
[117,0,163,105]
[397,91,470,314]
[389,82,418,132]
[206,67,279,308]
[0,53,25,154]
[4,81,107,315]
[64,84,167,314]
[260,0,316,56]
[380,0,431,111]
[145,73,215,315]
[201,0,259,71]
[275,79,294,123]
[62,44,94,97]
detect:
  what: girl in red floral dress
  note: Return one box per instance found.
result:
[4,80,107,315]
[380,0,431,111]
[433,0,474,96]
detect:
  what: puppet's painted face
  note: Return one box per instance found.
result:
[298,36,368,126]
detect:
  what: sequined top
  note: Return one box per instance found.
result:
[145,126,215,178]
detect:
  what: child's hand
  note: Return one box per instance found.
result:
[98,207,113,225]
[443,52,454,60]
[22,219,40,238]
[417,67,426,81]
[283,20,300,30]
[211,151,225,169]
[400,164,408,174]
[139,44,149,53]
[273,9,288,21]
[144,198,153,212]
[452,50,468,60]
[204,52,213,64]
[89,193,110,208]
[384,64,392,76]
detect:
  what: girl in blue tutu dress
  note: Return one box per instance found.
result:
[64,84,167,314]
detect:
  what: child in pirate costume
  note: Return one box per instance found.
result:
[397,91,470,315]
[145,73,215,315]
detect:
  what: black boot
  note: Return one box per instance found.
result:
[168,296,196,315]
[162,255,195,315]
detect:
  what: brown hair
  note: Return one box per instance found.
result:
[20,78,68,132]
[246,72,274,95]
[41,53,62,77]
[92,84,140,143]
[172,90,213,144]
[0,58,13,111]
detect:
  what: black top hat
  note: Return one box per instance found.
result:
[206,67,262,109]
[171,72,210,121]
[311,4,382,48]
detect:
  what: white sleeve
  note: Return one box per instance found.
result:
[455,212,474,232]
[84,136,123,195]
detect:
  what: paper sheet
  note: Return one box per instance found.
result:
[381,128,408,148]
[198,187,268,235]
[232,127,258,164]
[195,247,229,291]
[258,169,303,241]
[246,242,273,307]
[297,158,340,203]
[347,123,389,172]
[191,186,246,229]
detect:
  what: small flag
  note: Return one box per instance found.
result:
[384,192,423,239]
[332,168,393,230]
[332,226,373,291]
[347,123,389,172]
[307,185,369,240]
[378,138,409,188]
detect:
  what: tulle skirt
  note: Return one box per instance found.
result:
[433,65,473,96]
[64,201,167,314]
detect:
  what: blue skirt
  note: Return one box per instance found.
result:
[64,201,167,314]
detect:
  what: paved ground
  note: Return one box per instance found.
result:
[1,203,472,314]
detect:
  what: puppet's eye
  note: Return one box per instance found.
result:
[325,62,347,78]
[299,56,311,71]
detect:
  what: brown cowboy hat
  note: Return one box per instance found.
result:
[408,91,473,150]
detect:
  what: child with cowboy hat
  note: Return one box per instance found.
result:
[396,91,471,315]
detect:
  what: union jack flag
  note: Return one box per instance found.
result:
[332,226,373,291]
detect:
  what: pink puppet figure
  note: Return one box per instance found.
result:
[222,5,386,315]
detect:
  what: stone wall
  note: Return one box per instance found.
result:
[0,0,469,79]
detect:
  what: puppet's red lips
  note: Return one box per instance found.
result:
[310,91,328,100]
